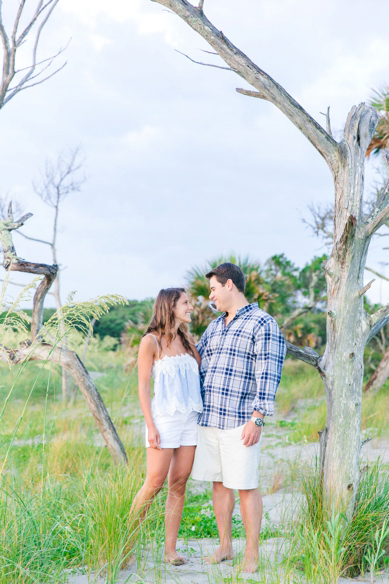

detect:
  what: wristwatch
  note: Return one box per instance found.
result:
[251,416,265,427]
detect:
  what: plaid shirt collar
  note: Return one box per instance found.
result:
[219,302,257,323]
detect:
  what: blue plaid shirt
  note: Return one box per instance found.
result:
[196,303,286,430]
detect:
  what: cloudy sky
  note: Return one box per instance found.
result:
[1,0,389,307]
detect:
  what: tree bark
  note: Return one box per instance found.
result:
[150,0,387,516]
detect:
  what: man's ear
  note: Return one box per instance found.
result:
[226,278,234,292]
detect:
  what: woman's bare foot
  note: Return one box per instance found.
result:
[239,554,259,573]
[164,553,186,566]
[204,546,234,564]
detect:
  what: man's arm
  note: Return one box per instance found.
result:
[252,317,287,417]
[241,317,286,446]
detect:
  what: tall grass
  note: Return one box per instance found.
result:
[285,461,389,582]
[0,461,148,583]
[1,341,389,582]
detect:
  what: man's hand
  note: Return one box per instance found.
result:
[148,424,161,449]
[241,421,262,447]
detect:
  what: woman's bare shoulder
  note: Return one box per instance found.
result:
[139,334,158,353]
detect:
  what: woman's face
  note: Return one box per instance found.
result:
[174,292,193,324]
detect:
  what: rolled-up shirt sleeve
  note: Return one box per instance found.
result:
[252,318,286,416]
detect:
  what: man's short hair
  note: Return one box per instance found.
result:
[206,262,246,294]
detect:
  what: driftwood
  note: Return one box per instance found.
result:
[150,0,389,516]
[0,204,127,465]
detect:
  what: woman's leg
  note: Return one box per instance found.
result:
[165,445,196,562]
[131,447,174,520]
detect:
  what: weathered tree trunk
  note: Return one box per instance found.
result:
[150,0,389,515]
[0,204,128,465]
[364,344,389,392]
[319,105,377,511]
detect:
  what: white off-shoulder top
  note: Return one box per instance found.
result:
[149,335,203,417]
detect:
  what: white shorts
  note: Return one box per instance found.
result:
[191,424,263,490]
[145,409,199,449]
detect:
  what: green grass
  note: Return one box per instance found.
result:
[278,359,389,442]
[285,460,389,582]
[0,344,388,583]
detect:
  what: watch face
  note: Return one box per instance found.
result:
[255,418,263,426]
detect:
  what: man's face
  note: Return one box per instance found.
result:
[209,276,231,312]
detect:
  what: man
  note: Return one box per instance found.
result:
[191,262,286,573]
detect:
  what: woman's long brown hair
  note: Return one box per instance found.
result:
[144,288,195,357]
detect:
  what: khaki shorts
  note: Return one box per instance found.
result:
[191,423,263,490]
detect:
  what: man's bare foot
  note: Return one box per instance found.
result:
[164,553,186,566]
[239,554,259,573]
[204,546,234,564]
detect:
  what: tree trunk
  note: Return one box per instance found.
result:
[364,344,389,392]
[319,104,376,513]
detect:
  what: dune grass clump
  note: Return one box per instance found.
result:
[285,461,389,582]
[0,446,149,583]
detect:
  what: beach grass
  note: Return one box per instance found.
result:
[0,345,388,582]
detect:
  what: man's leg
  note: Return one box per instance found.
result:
[238,487,263,573]
[205,481,235,563]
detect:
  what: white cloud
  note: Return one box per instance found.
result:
[89,33,112,52]
[300,38,389,117]
[123,125,163,148]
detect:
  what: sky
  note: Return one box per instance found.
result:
[1,0,389,307]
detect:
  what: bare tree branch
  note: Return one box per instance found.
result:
[286,341,325,377]
[5,61,66,101]
[33,146,86,207]
[320,106,332,138]
[153,0,340,174]
[236,88,266,100]
[365,266,389,282]
[0,0,64,109]
[365,198,389,236]
[175,49,233,71]
[15,231,52,246]
[368,303,389,343]
[302,202,334,243]
[358,279,375,297]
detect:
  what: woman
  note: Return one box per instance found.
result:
[131,288,202,565]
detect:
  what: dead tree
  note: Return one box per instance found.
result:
[17,148,86,403]
[0,0,65,109]
[150,0,389,515]
[0,203,128,465]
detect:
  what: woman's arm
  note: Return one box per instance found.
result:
[138,335,160,448]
